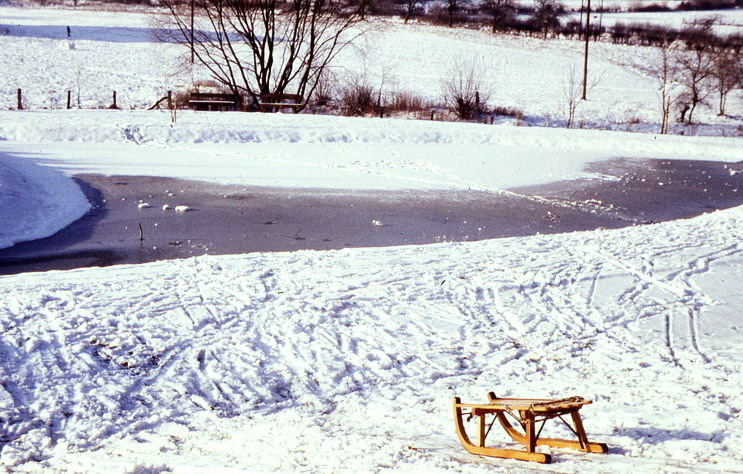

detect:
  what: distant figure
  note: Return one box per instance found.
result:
[66,26,71,38]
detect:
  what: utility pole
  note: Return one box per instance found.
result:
[190,0,195,64]
[582,0,591,100]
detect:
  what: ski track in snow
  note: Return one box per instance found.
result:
[0,206,741,472]
[0,5,742,472]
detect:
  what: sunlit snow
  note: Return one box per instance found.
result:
[0,4,741,473]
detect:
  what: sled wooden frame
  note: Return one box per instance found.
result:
[452,392,608,464]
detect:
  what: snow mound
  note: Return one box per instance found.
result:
[0,153,90,249]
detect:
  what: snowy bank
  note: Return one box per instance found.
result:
[1,110,741,192]
[0,151,89,249]
[0,205,741,472]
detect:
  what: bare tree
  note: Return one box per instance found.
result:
[533,0,564,39]
[674,23,717,123]
[344,0,395,19]
[442,57,492,119]
[674,46,714,123]
[562,64,581,128]
[445,0,462,28]
[399,0,421,23]
[711,46,741,116]
[158,0,365,111]
[352,0,373,19]
[481,0,515,33]
[654,40,681,134]
[562,62,602,128]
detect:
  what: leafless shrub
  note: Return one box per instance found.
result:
[562,64,581,128]
[441,57,493,120]
[340,74,376,116]
[386,90,429,113]
[491,105,525,120]
[312,71,337,107]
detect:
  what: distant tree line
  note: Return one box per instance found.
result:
[609,21,741,49]
[630,0,739,13]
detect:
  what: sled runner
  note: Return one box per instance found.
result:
[452,392,608,464]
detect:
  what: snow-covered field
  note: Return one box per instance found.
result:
[1,6,741,133]
[1,4,743,473]
[568,8,743,36]
[2,201,741,473]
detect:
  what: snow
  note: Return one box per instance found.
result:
[1,110,740,194]
[1,4,742,472]
[1,7,740,133]
[1,206,742,472]
[580,9,743,36]
[0,151,89,249]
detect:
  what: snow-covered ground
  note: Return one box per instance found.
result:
[1,6,740,133]
[1,5,742,473]
[2,195,742,472]
[1,110,741,197]
[0,151,88,249]
[568,8,743,36]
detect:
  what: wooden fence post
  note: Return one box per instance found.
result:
[17,89,23,110]
[167,90,172,109]
[67,90,72,109]
[110,90,118,109]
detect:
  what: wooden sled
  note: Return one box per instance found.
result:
[452,392,608,464]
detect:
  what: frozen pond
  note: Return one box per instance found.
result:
[0,158,741,275]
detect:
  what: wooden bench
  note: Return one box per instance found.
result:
[188,92,239,111]
[452,392,608,464]
[257,93,303,113]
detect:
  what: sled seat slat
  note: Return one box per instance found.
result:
[452,391,608,464]
[458,399,591,413]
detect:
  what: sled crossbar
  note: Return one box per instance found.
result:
[452,392,608,464]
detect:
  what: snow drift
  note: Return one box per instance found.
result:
[0,152,89,250]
